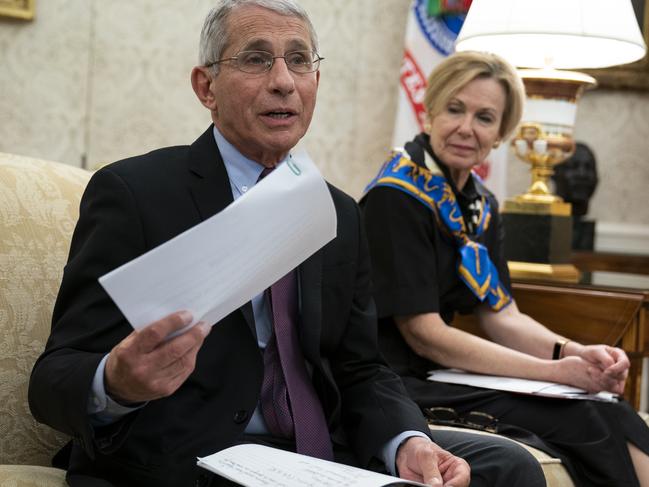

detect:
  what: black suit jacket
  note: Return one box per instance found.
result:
[28,127,431,486]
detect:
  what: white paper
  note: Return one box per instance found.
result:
[197,444,427,487]
[99,151,337,331]
[427,369,618,402]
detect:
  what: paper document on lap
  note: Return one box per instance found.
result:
[428,369,618,402]
[197,444,427,487]
[99,151,337,331]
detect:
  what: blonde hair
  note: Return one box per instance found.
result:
[423,51,525,140]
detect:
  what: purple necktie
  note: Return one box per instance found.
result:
[257,165,334,460]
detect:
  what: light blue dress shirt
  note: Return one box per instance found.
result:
[87,126,427,474]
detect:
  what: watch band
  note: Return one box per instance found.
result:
[552,339,568,360]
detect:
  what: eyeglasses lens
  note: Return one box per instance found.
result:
[235,50,320,74]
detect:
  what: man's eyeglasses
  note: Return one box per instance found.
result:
[424,407,499,434]
[206,50,324,74]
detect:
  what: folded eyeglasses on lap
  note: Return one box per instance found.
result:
[424,407,499,434]
[205,50,324,74]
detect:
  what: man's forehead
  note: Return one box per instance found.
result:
[225,6,312,52]
[239,36,310,52]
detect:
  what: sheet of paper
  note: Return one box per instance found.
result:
[197,444,427,487]
[428,369,618,402]
[99,151,337,331]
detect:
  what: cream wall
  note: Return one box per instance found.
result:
[1,0,648,231]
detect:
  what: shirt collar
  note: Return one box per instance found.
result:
[213,126,267,199]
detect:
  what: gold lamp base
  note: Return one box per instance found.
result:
[503,197,571,217]
[508,261,580,283]
[501,69,595,280]
[510,70,596,210]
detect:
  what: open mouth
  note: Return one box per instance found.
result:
[264,111,295,119]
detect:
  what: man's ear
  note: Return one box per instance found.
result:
[191,66,217,110]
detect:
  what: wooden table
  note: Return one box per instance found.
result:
[454,272,649,409]
[571,251,649,276]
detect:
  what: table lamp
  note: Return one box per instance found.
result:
[455,0,647,281]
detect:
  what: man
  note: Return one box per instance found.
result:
[29,1,543,486]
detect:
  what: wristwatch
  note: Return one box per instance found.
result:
[552,339,569,360]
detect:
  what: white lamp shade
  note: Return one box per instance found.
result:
[455,0,647,69]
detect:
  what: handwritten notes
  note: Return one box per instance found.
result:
[197,444,426,487]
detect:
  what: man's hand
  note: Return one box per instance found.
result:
[105,311,211,404]
[396,436,470,487]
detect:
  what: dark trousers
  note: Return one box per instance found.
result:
[405,377,649,487]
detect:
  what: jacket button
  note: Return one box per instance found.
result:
[233,409,249,424]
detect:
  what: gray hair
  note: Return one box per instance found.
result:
[198,0,319,72]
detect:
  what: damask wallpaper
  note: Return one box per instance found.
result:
[0,0,648,226]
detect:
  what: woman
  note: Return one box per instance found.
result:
[361,50,649,486]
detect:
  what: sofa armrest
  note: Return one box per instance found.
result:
[0,465,67,487]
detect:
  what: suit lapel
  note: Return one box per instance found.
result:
[187,126,233,221]
[298,250,323,364]
[187,126,256,338]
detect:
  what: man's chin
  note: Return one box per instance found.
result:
[261,133,302,153]
[254,142,299,165]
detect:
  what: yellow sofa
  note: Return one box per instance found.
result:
[0,153,90,486]
[0,151,641,486]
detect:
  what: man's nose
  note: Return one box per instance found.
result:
[267,57,296,95]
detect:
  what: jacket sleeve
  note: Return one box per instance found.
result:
[28,166,147,457]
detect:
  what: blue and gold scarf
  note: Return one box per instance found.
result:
[363,150,511,311]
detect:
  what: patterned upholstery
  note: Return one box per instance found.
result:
[0,153,90,485]
[0,466,66,487]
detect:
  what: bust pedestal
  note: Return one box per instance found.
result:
[502,199,579,282]
[572,218,595,251]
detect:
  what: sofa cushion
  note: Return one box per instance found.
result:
[0,153,90,466]
[0,465,67,487]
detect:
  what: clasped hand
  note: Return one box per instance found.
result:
[104,311,211,404]
[559,344,629,394]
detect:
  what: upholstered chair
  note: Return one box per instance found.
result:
[0,152,90,486]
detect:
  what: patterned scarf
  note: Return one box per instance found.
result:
[364,149,511,311]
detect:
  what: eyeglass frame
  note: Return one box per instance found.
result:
[423,407,499,434]
[204,50,324,74]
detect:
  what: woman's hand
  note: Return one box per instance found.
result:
[554,346,629,394]
[569,344,629,394]
[552,356,604,393]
